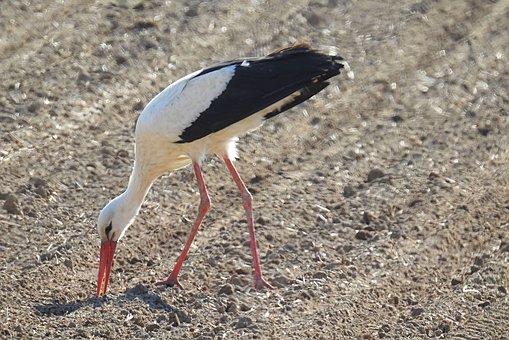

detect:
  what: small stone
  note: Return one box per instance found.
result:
[250,175,263,184]
[272,274,290,287]
[367,168,385,182]
[185,7,198,17]
[39,252,54,262]
[379,324,391,336]
[388,295,399,306]
[229,274,249,287]
[125,283,148,295]
[390,230,402,239]
[343,185,355,198]
[63,259,73,269]
[175,309,190,323]
[451,277,462,286]
[473,256,484,267]
[145,323,160,332]
[27,101,41,113]
[477,127,491,136]
[142,38,157,49]
[362,211,371,225]
[498,286,507,295]
[133,3,144,10]
[469,265,480,274]
[234,267,250,275]
[355,230,373,241]
[309,117,321,125]
[116,149,129,158]
[28,177,51,198]
[34,186,50,198]
[233,316,252,329]
[133,100,144,111]
[410,1,431,14]
[115,54,128,65]
[303,11,321,26]
[411,307,424,318]
[132,317,145,326]
[30,177,47,188]
[132,21,157,30]
[313,271,328,279]
[218,284,234,295]
[77,70,92,83]
[478,301,490,308]
[225,302,237,313]
[3,194,22,215]
[391,115,403,123]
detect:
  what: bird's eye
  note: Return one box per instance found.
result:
[105,222,113,239]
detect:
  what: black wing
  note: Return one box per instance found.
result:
[177,44,344,143]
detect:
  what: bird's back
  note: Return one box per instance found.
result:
[136,44,345,146]
[177,44,344,142]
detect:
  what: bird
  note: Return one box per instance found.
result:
[96,43,347,296]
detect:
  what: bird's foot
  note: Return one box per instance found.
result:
[155,274,184,289]
[254,274,274,290]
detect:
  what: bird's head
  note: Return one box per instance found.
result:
[95,196,133,296]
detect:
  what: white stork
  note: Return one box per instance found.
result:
[96,44,346,296]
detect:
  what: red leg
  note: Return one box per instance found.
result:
[223,157,273,290]
[156,161,211,289]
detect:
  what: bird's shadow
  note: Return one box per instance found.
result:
[34,296,105,316]
[34,285,175,316]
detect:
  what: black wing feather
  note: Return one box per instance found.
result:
[178,45,344,143]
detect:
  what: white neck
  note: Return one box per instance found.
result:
[113,160,157,230]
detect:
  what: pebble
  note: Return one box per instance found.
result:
[229,274,249,287]
[233,316,253,329]
[411,307,424,318]
[125,283,148,295]
[367,168,385,182]
[226,302,238,313]
[145,323,160,332]
[218,284,234,295]
[451,278,462,286]
[30,177,51,198]
[272,274,290,286]
[175,309,190,323]
[478,126,491,136]
[26,101,41,114]
[312,271,328,279]
[362,211,371,225]
[355,230,373,241]
[343,185,355,198]
[77,70,92,83]
[3,194,22,215]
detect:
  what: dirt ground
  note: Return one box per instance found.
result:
[1,0,508,338]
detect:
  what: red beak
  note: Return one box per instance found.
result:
[97,240,117,296]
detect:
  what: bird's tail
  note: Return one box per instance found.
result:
[262,44,347,119]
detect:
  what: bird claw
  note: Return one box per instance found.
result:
[254,275,274,290]
[155,275,184,289]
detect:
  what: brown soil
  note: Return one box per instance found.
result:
[1,0,508,338]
